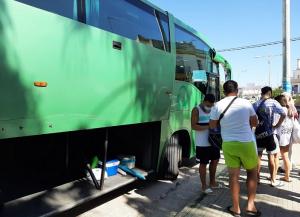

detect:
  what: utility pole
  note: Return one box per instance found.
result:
[268,58,271,87]
[254,54,282,87]
[282,0,291,93]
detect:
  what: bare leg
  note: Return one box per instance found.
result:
[288,143,294,170]
[209,160,219,187]
[199,164,207,190]
[268,154,276,183]
[246,168,258,212]
[257,153,263,184]
[228,168,241,214]
[280,146,290,181]
[273,153,279,181]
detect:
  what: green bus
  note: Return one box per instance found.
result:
[0,0,231,213]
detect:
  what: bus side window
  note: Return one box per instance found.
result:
[212,62,219,74]
[85,0,168,52]
[174,25,210,87]
[205,62,220,99]
[16,0,169,52]
[16,0,78,20]
[206,75,220,101]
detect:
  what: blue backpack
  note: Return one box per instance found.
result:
[255,99,269,139]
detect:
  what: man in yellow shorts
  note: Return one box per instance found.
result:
[210,80,260,217]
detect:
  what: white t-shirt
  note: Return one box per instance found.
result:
[195,106,211,147]
[273,107,293,146]
[210,96,256,142]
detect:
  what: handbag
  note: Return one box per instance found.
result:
[208,96,238,149]
[292,119,300,143]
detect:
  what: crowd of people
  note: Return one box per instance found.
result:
[191,80,299,217]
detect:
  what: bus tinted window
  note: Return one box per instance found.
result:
[16,0,77,20]
[156,11,171,52]
[207,76,219,99]
[207,59,213,73]
[86,0,166,51]
[175,25,210,81]
[212,62,219,74]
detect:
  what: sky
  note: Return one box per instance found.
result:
[149,0,300,88]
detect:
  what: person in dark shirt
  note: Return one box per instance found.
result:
[253,86,285,187]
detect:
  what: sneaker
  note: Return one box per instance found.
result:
[271,180,284,187]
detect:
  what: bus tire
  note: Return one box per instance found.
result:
[162,134,182,180]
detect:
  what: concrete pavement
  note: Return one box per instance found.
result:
[77,164,226,217]
[176,145,300,217]
[66,144,300,217]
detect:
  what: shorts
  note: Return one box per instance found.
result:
[196,146,220,164]
[256,135,278,154]
[223,141,258,170]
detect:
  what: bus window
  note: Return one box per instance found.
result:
[212,62,219,74]
[16,0,169,52]
[16,0,78,20]
[174,25,209,82]
[85,0,167,51]
[207,58,213,74]
[207,75,220,100]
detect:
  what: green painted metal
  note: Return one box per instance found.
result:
[157,16,204,162]
[163,81,202,156]
[1,0,231,164]
[0,0,174,139]
[214,53,232,80]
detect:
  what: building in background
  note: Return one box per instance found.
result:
[239,83,262,102]
[291,59,300,94]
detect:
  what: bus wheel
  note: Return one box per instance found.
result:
[162,134,182,180]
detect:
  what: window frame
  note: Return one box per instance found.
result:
[154,10,171,52]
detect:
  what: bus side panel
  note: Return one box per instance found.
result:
[158,81,202,166]
[0,0,174,139]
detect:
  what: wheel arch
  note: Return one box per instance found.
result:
[158,128,192,179]
[172,129,192,159]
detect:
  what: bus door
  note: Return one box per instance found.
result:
[206,73,220,101]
